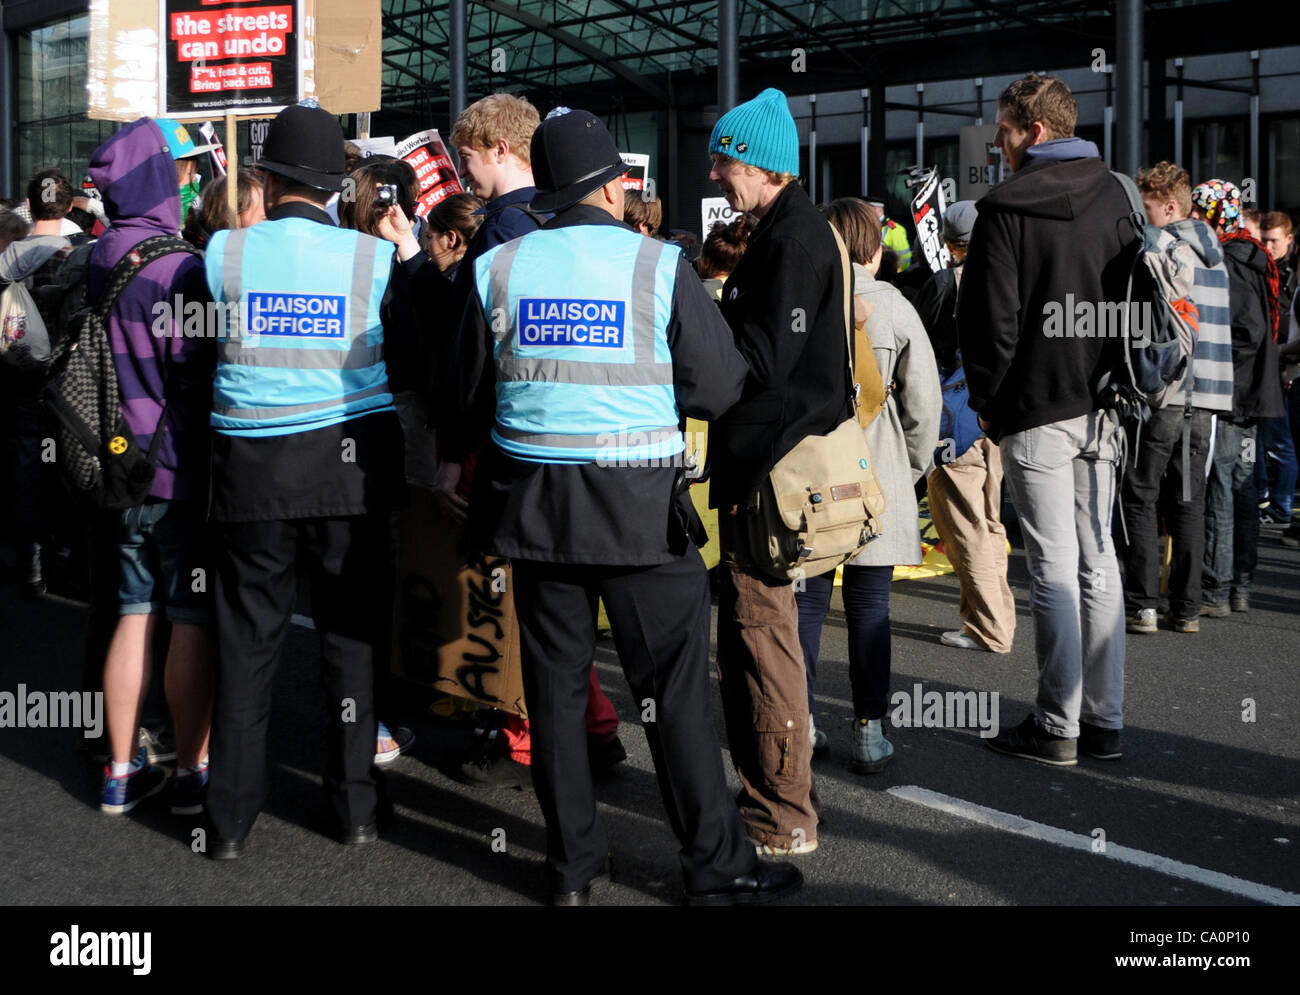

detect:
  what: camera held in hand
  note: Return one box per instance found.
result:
[375,184,399,212]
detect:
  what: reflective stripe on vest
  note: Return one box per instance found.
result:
[478,225,684,464]
[207,219,395,437]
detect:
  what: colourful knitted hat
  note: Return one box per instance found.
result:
[1191,178,1242,234]
[709,88,799,177]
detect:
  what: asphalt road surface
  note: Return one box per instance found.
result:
[1,526,1297,908]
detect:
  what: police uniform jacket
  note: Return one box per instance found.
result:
[205,201,405,521]
[442,204,749,566]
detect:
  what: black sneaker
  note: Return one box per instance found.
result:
[986,714,1077,767]
[1281,526,1300,548]
[1079,721,1122,760]
[455,748,529,790]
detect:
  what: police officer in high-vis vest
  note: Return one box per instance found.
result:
[866,196,914,271]
[201,104,404,858]
[442,108,803,905]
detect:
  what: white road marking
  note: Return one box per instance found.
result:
[888,784,1300,906]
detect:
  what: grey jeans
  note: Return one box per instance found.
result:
[1000,411,1126,736]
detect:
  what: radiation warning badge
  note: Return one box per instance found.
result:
[108,436,129,455]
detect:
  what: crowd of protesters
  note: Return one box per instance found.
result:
[0,72,1296,902]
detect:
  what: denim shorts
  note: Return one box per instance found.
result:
[117,498,214,626]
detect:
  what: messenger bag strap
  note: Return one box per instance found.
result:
[828,223,860,419]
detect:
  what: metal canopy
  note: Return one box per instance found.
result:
[379,0,1229,124]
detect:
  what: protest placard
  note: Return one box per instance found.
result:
[701,196,740,239]
[161,0,304,117]
[394,130,464,218]
[88,0,382,121]
[620,153,650,197]
[392,488,527,717]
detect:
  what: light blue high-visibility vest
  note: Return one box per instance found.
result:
[476,224,684,465]
[205,217,396,437]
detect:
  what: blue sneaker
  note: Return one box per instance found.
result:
[100,750,167,815]
[169,761,210,816]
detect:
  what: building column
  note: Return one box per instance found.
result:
[718,0,738,112]
[448,0,468,132]
[1115,0,1143,175]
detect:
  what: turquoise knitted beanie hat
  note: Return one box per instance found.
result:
[709,88,799,176]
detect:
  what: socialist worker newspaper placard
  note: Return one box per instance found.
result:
[161,0,304,117]
[393,130,464,218]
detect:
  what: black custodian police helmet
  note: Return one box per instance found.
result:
[529,109,628,214]
[257,103,347,193]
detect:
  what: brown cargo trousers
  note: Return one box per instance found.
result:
[926,437,1016,653]
[715,510,818,851]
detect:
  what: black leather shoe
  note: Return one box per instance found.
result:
[209,837,245,860]
[684,861,803,906]
[548,857,612,906]
[339,822,379,845]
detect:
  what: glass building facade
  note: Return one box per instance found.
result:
[12,13,118,196]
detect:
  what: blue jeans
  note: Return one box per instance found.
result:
[795,564,893,720]
[117,498,214,625]
[1260,404,1298,520]
[1203,419,1260,604]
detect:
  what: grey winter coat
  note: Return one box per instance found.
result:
[848,262,943,567]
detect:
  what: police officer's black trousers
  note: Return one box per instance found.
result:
[209,515,390,843]
[512,550,755,893]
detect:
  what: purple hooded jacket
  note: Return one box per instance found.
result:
[88,118,213,501]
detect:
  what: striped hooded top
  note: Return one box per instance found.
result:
[87,117,214,501]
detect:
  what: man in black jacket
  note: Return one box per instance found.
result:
[442,109,801,905]
[957,74,1129,766]
[707,88,850,855]
[1192,181,1285,614]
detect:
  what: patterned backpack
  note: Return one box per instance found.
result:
[41,235,201,509]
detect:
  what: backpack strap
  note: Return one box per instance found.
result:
[94,236,203,465]
[95,235,202,320]
[1109,169,1149,238]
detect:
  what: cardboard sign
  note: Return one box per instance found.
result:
[311,0,383,117]
[701,196,740,239]
[160,0,304,117]
[352,137,398,158]
[394,129,464,218]
[391,488,527,717]
[620,153,650,195]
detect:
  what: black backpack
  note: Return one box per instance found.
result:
[29,239,96,352]
[41,235,202,510]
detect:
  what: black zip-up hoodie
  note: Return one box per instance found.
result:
[956,140,1132,440]
[1221,236,1284,420]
